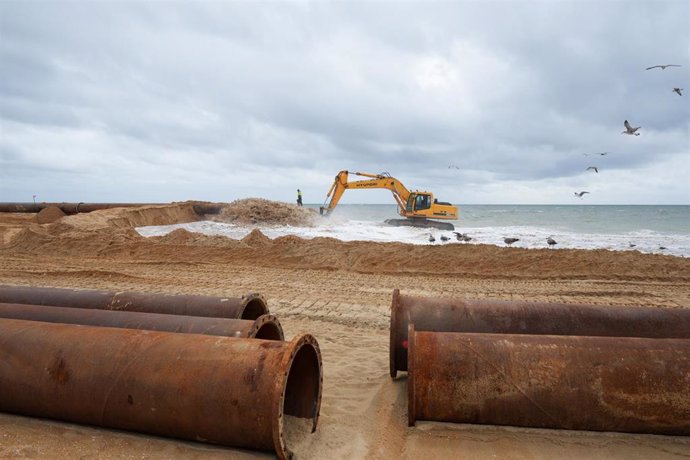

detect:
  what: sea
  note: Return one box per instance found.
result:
[136,204,690,258]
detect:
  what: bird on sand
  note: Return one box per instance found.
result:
[629,242,637,248]
[659,246,667,250]
[428,234,435,243]
[574,191,590,199]
[586,166,599,173]
[547,236,558,248]
[440,235,450,242]
[622,120,641,136]
[453,232,472,243]
[504,237,519,246]
[673,88,684,96]
[646,64,682,70]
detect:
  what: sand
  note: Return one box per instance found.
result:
[1,202,689,459]
[34,206,66,224]
[214,198,319,226]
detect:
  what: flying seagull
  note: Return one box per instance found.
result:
[673,88,684,96]
[586,166,599,173]
[574,191,590,198]
[448,165,460,169]
[547,236,557,248]
[622,120,641,136]
[504,237,519,246]
[646,64,682,70]
[584,152,609,156]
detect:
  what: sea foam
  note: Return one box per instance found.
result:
[137,218,689,258]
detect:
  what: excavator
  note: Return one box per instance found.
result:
[319,170,458,231]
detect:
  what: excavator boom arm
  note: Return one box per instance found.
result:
[321,171,411,215]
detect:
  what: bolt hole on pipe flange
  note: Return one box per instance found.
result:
[273,334,323,460]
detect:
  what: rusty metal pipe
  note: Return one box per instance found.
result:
[0,285,269,320]
[390,289,690,377]
[0,303,283,340]
[0,202,224,215]
[0,202,157,213]
[0,318,322,459]
[408,326,690,435]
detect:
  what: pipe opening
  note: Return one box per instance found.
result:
[241,297,268,320]
[279,339,322,459]
[284,344,320,419]
[254,321,284,341]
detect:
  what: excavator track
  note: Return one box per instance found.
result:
[384,218,455,231]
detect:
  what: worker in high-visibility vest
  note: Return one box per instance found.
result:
[296,189,303,207]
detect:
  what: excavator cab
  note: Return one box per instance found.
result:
[405,193,432,213]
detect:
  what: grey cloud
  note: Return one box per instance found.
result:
[1,1,688,204]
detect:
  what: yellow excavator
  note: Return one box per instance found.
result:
[319,170,458,231]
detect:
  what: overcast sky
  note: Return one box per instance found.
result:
[1,1,688,205]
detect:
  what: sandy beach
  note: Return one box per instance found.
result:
[1,201,689,459]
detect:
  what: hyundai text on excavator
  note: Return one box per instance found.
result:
[319,170,458,231]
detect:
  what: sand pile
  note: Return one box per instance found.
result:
[1,202,207,257]
[5,221,143,257]
[246,238,690,282]
[35,206,66,224]
[214,198,318,226]
[0,213,34,245]
[242,228,273,247]
[62,202,201,231]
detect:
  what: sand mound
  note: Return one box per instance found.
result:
[0,213,35,246]
[241,228,273,247]
[35,206,66,224]
[5,223,143,256]
[214,198,318,226]
[61,202,201,231]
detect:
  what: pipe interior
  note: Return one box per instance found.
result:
[241,299,268,320]
[284,344,320,419]
[254,322,283,341]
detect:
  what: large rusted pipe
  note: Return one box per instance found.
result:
[0,318,322,459]
[0,202,224,215]
[0,202,157,213]
[390,289,690,377]
[0,285,269,320]
[0,303,283,340]
[408,326,690,435]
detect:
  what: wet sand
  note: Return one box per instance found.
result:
[1,202,689,459]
